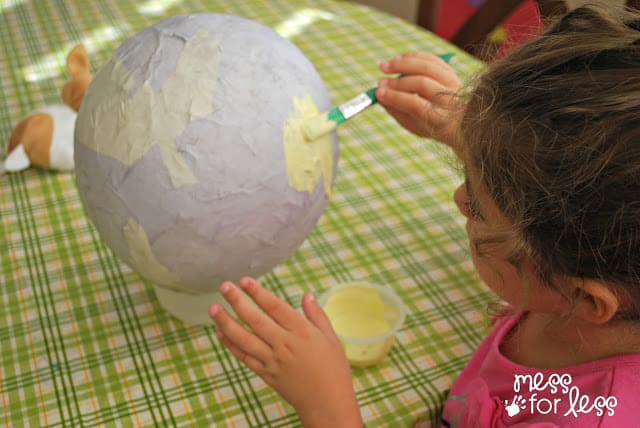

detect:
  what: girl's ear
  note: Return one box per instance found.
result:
[66,44,89,77]
[571,279,620,324]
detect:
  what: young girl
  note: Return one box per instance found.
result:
[208,6,640,427]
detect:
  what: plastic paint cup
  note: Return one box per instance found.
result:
[319,282,406,368]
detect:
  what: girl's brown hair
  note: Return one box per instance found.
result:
[461,5,640,319]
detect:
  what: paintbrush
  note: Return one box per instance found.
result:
[302,52,454,141]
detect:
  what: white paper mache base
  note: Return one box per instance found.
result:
[153,284,230,325]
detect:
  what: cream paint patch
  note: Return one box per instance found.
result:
[78,29,220,187]
[123,217,184,290]
[283,96,334,196]
[301,113,336,141]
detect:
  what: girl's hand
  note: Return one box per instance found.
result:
[209,277,363,428]
[376,52,463,151]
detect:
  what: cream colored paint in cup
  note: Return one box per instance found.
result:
[324,285,395,367]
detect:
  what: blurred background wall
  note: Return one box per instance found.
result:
[347,0,627,59]
[348,0,625,25]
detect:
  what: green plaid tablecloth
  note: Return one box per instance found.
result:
[0,0,491,426]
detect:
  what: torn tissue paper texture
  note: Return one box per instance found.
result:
[74,14,338,308]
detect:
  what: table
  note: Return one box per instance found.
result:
[0,1,491,426]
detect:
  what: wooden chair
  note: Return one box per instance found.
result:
[418,0,639,58]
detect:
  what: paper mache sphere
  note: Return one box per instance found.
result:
[74,14,338,324]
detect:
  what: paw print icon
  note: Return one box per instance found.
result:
[504,395,527,417]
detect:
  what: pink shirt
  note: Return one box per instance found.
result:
[441,312,640,427]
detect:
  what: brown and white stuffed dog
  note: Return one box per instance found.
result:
[2,44,91,173]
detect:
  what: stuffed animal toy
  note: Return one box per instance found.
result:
[2,44,90,174]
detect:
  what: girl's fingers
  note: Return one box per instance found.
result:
[301,293,336,338]
[377,85,433,117]
[382,75,450,106]
[378,81,455,128]
[380,53,460,89]
[377,88,452,141]
[380,52,442,73]
[216,329,265,373]
[377,101,411,121]
[218,281,282,343]
[208,303,272,364]
[237,277,303,331]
